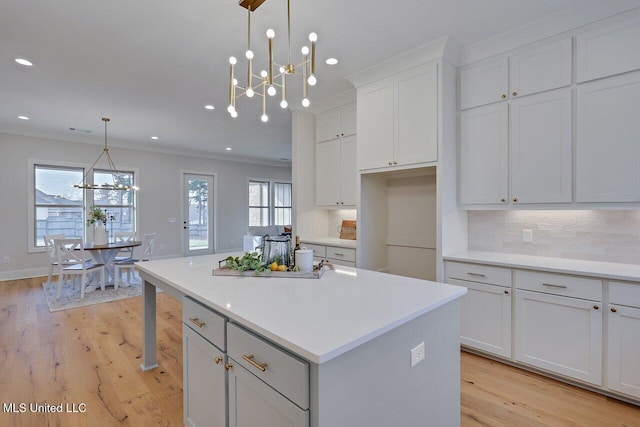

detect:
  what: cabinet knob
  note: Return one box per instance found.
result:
[501,94,507,99]
[340,201,344,204]
[214,357,222,365]
[341,133,344,136]
[593,305,600,310]
[512,198,518,203]
[504,290,509,295]
[512,91,518,96]
[388,161,393,166]
[500,198,506,203]
[336,201,340,205]
[224,363,233,371]
[393,161,397,165]
[611,306,617,313]
[336,134,340,138]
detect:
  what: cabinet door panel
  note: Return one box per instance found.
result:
[357,81,394,170]
[576,14,640,82]
[315,110,340,143]
[460,58,508,110]
[340,104,357,137]
[183,325,226,427]
[395,63,438,165]
[229,362,309,427]
[340,135,358,206]
[515,290,602,385]
[576,71,640,202]
[450,278,511,358]
[510,88,572,203]
[510,38,572,98]
[460,103,509,205]
[608,304,640,399]
[315,140,341,206]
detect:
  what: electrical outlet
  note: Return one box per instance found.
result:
[2,256,10,264]
[410,342,425,367]
[522,229,533,243]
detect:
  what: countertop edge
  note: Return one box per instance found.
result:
[444,251,640,282]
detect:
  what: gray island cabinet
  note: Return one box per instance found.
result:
[136,253,466,427]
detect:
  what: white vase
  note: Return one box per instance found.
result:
[94,222,108,245]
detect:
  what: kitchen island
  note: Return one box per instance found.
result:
[136,253,466,427]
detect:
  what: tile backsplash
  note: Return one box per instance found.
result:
[468,210,640,264]
[327,209,357,238]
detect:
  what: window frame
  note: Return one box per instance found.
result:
[28,159,139,253]
[247,178,292,227]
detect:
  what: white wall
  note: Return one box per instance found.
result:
[0,132,290,279]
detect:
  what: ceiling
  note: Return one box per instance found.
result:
[0,0,593,164]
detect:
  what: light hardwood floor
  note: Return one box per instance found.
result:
[1,277,639,426]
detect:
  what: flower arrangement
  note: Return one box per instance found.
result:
[86,206,107,226]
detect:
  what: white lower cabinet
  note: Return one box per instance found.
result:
[444,261,512,358]
[607,282,640,399]
[228,363,309,427]
[183,297,228,427]
[301,241,356,267]
[515,289,602,385]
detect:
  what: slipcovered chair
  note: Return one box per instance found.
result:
[114,233,156,289]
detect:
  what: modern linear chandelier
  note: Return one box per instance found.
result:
[74,118,138,191]
[227,0,317,122]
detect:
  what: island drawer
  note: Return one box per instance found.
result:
[514,270,602,301]
[227,322,309,410]
[326,246,356,263]
[183,296,226,351]
[445,261,511,287]
[301,243,326,258]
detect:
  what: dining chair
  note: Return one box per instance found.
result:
[44,234,65,289]
[113,231,137,261]
[114,233,156,289]
[54,238,106,299]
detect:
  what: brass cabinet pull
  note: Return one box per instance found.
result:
[214,357,222,364]
[611,306,617,313]
[501,198,506,203]
[242,354,268,372]
[189,317,205,328]
[393,161,398,165]
[333,253,344,257]
[501,94,507,99]
[467,272,486,278]
[541,283,567,289]
[504,289,509,295]
[225,363,233,371]
[593,305,600,310]
[512,91,517,96]
[388,161,393,166]
[336,201,340,205]
[512,198,518,202]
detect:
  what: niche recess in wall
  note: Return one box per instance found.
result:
[358,167,436,280]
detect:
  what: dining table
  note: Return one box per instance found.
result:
[84,240,142,285]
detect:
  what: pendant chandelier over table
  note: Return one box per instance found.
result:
[227,0,318,122]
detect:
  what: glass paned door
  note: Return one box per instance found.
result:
[183,174,214,256]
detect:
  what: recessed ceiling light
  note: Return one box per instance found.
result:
[225,147,232,151]
[325,58,338,65]
[15,58,33,67]
[18,115,30,120]
[151,136,159,140]
[205,105,215,110]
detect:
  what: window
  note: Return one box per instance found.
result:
[34,165,85,247]
[92,169,136,236]
[32,163,137,249]
[248,180,292,226]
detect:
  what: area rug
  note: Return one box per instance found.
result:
[42,276,142,312]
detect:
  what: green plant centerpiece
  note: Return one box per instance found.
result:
[86,206,107,226]
[224,252,271,275]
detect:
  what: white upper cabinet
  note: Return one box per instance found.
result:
[460,58,509,110]
[357,62,438,171]
[315,103,356,143]
[460,103,509,205]
[576,71,640,203]
[460,37,572,110]
[315,135,358,207]
[509,88,572,203]
[510,38,572,98]
[576,14,640,83]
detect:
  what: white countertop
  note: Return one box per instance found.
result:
[300,236,357,249]
[444,251,640,282]
[137,252,465,364]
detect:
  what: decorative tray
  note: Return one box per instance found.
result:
[212,260,332,279]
